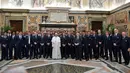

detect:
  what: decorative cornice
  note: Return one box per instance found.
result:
[0,8,29,13]
[0,2,130,15]
[110,2,130,14]
[69,10,110,15]
[29,9,48,13]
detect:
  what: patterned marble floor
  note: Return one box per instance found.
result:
[0,58,130,73]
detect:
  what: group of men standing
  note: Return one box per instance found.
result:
[0,29,130,65]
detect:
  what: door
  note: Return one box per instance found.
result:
[91,21,102,32]
[10,20,23,32]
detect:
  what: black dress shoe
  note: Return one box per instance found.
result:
[0,59,3,61]
[125,63,129,65]
[119,62,122,64]
[86,59,89,61]
[80,59,82,61]
[105,58,108,60]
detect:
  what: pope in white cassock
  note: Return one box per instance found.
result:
[51,33,61,59]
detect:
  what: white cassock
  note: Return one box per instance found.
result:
[51,36,61,59]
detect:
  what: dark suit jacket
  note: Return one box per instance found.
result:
[121,36,130,50]
[40,35,46,46]
[1,35,8,46]
[86,35,93,47]
[16,35,24,48]
[46,35,52,46]
[92,35,98,47]
[10,35,17,46]
[74,36,82,46]
[7,34,12,46]
[32,35,38,45]
[97,34,104,46]
[112,33,121,47]
[81,35,87,46]
[61,35,67,46]
[67,35,74,45]
[104,35,112,48]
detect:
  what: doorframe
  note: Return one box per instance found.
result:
[5,16,27,32]
[10,20,23,32]
[91,21,103,31]
[88,17,106,30]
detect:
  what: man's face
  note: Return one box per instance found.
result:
[114,29,118,33]
[8,30,11,33]
[28,32,31,35]
[55,33,58,36]
[87,32,90,35]
[76,33,79,36]
[98,30,101,34]
[93,31,96,35]
[106,32,109,35]
[122,32,126,36]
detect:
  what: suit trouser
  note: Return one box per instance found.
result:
[67,45,72,57]
[39,45,45,57]
[46,45,52,58]
[61,46,66,58]
[9,44,15,59]
[99,44,104,57]
[75,45,82,60]
[85,45,89,59]
[122,48,130,64]
[93,46,99,59]
[82,45,86,58]
[71,45,75,58]
[24,45,29,58]
[87,45,93,59]
[1,46,7,60]
[7,44,10,59]
[30,44,34,58]
[113,46,121,62]
[105,46,113,61]
[68,44,75,58]
[33,44,38,58]
[17,45,22,59]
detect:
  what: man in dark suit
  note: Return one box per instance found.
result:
[9,32,17,59]
[7,30,12,60]
[31,32,38,59]
[85,31,93,60]
[21,32,27,58]
[81,31,87,59]
[37,31,42,57]
[0,32,8,61]
[97,29,104,58]
[121,32,130,65]
[104,31,113,61]
[16,32,23,59]
[23,32,32,59]
[112,29,122,64]
[26,32,33,59]
[67,31,74,58]
[39,32,46,58]
[92,31,99,60]
[46,31,52,58]
[74,32,82,61]
[61,32,67,59]
[22,32,30,59]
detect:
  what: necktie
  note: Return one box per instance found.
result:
[19,35,21,39]
[13,35,14,39]
[28,36,30,44]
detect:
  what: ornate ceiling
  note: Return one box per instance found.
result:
[0,0,130,11]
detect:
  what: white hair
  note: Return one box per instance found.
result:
[3,66,27,73]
